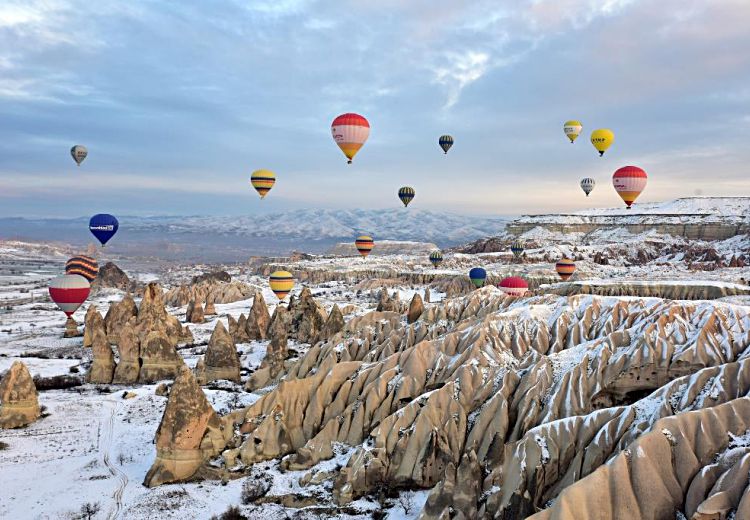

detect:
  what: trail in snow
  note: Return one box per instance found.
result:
[100,400,128,520]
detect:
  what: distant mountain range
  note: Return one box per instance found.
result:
[0,209,511,261]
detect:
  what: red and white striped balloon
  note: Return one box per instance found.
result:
[49,274,90,317]
[498,276,529,297]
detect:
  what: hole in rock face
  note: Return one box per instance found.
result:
[254,438,262,445]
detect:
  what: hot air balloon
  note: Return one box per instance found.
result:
[469,267,486,289]
[65,255,99,283]
[355,235,374,257]
[429,250,443,268]
[250,169,276,199]
[49,274,90,317]
[498,276,528,297]
[555,258,576,281]
[439,135,454,154]
[71,145,87,166]
[511,240,524,260]
[563,121,582,143]
[398,187,415,207]
[89,214,119,246]
[590,129,614,156]
[269,271,294,300]
[612,166,647,209]
[580,178,596,197]
[331,113,370,164]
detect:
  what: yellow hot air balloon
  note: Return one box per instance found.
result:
[590,129,614,156]
[269,270,294,300]
[563,120,582,143]
[250,169,276,199]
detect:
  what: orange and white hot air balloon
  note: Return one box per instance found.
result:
[331,113,370,164]
[612,166,647,209]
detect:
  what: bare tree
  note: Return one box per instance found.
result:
[80,502,101,520]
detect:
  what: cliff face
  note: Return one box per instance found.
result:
[506,220,748,241]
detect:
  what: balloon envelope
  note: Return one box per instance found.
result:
[590,129,614,156]
[250,169,276,199]
[580,178,596,197]
[49,274,90,317]
[269,271,294,300]
[355,235,374,257]
[398,186,415,207]
[438,135,453,153]
[469,267,487,288]
[65,255,99,282]
[510,240,524,259]
[429,250,443,268]
[563,121,582,143]
[498,276,528,297]
[331,113,370,163]
[555,258,576,281]
[71,145,87,166]
[612,166,647,209]
[89,214,119,246]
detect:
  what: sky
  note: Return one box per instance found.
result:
[1,0,749,217]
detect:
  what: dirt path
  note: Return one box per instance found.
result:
[100,400,129,520]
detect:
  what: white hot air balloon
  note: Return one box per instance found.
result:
[70,145,88,166]
[580,178,595,197]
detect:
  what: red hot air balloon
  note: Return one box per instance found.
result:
[498,276,529,296]
[331,113,370,164]
[49,274,90,317]
[612,166,647,209]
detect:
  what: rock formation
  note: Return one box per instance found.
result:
[88,318,116,384]
[0,361,40,429]
[103,294,137,344]
[83,305,104,347]
[424,287,430,303]
[164,280,253,307]
[139,331,185,383]
[63,317,80,338]
[203,321,241,383]
[191,270,231,285]
[93,262,130,290]
[246,292,271,341]
[407,293,424,324]
[143,365,230,487]
[288,287,327,343]
[315,304,344,343]
[245,306,289,390]
[112,327,140,384]
[185,299,205,324]
[230,314,250,343]
[376,289,401,312]
[203,296,216,316]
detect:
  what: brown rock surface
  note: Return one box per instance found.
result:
[143,366,229,487]
[203,321,241,383]
[245,306,290,391]
[93,262,130,290]
[203,296,216,316]
[112,327,140,384]
[104,294,137,344]
[83,305,103,348]
[315,304,344,343]
[139,331,185,383]
[0,361,40,429]
[63,317,81,338]
[246,292,271,341]
[164,280,253,307]
[288,287,327,343]
[88,318,116,384]
[185,300,205,324]
[407,293,424,324]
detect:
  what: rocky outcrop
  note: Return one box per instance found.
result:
[185,300,205,324]
[548,280,750,300]
[245,306,289,391]
[112,327,140,384]
[376,289,402,313]
[407,293,424,324]
[230,314,250,343]
[93,262,130,290]
[139,331,185,383]
[288,287,327,343]
[83,305,103,348]
[103,294,137,344]
[203,296,216,316]
[203,321,240,383]
[191,270,231,285]
[246,292,271,341]
[63,317,81,338]
[134,283,192,346]
[0,361,40,429]
[143,366,230,487]
[315,304,344,343]
[88,318,116,384]
[164,280,253,307]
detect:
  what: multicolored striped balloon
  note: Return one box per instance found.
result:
[510,240,524,260]
[555,258,576,281]
[49,274,90,317]
[355,235,374,257]
[498,276,528,297]
[398,186,415,207]
[612,166,647,209]
[269,271,294,300]
[65,255,99,282]
[429,250,443,268]
[438,135,453,154]
[331,113,370,164]
[250,169,276,199]
[469,267,486,288]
